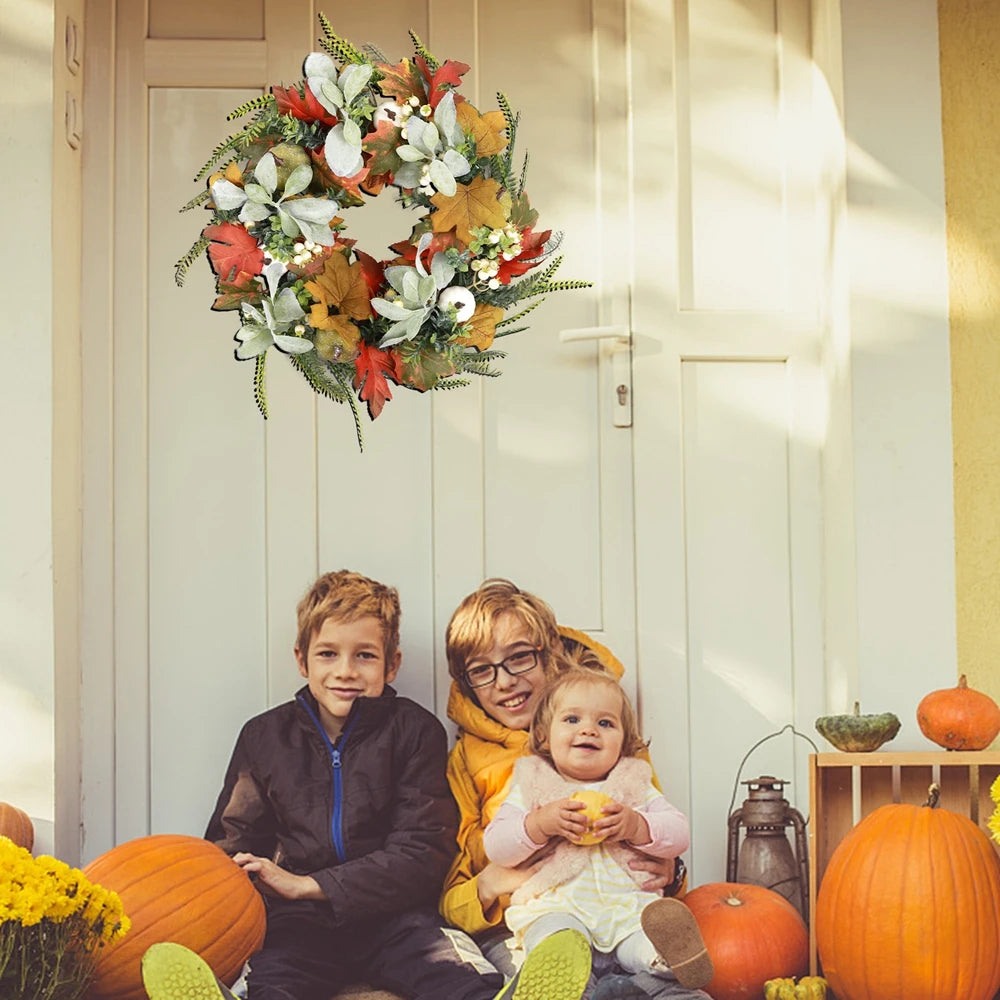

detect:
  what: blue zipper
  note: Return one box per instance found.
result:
[297,694,358,863]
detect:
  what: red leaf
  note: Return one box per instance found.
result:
[495,228,551,285]
[309,149,369,208]
[272,82,337,127]
[353,343,397,420]
[204,223,264,281]
[353,250,386,298]
[211,269,261,310]
[416,56,470,109]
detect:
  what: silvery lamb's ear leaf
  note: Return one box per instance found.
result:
[235,326,273,359]
[272,333,314,355]
[284,198,341,224]
[396,145,426,163]
[414,232,434,277]
[404,310,426,339]
[277,207,301,239]
[304,52,338,80]
[442,148,471,178]
[243,183,272,205]
[324,124,364,178]
[342,118,362,148]
[294,220,337,246]
[239,200,271,225]
[372,297,416,322]
[273,287,305,324]
[401,268,420,303]
[431,252,455,289]
[384,266,412,295]
[340,63,373,106]
[378,317,416,348]
[392,162,422,190]
[281,164,313,198]
[429,159,456,197]
[417,274,437,304]
[308,78,340,115]
[241,302,266,325]
[262,260,286,298]
[211,179,249,210]
[320,79,346,111]
[254,154,278,195]
[435,91,461,147]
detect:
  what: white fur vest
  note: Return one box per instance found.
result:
[509,754,655,905]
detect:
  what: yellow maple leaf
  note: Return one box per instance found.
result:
[315,316,361,363]
[430,176,508,245]
[455,303,504,351]
[455,101,508,158]
[304,251,372,323]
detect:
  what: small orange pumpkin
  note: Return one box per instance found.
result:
[684,882,808,1000]
[816,786,1000,1000]
[83,833,265,1000]
[916,673,1000,749]
[0,801,34,851]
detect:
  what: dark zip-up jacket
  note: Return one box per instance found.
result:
[205,684,457,928]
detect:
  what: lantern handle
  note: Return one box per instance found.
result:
[727,724,820,823]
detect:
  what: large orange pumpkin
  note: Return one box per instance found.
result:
[83,833,266,1000]
[0,801,34,850]
[916,673,1000,749]
[816,787,1000,1000]
[684,882,808,1000]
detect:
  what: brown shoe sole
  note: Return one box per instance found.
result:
[640,897,714,990]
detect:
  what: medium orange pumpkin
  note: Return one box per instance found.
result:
[83,833,265,1000]
[816,786,1000,1000]
[0,801,34,851]
[916,673,1000,749]
[684,882,808,1000]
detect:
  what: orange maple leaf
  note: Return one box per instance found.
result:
[204,222,265,280]
[304,251,373,324]
[455,102,508,158]
[353,343,397,420]
[430,176,508,245]
[455,303,504,351]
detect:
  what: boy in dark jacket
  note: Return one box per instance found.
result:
[141,569,589,1000]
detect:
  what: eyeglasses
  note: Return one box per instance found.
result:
[463,648,541,689]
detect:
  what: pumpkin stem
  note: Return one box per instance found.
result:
[852,701,860,716]
[923,782,941,808]
[958,674,968,689]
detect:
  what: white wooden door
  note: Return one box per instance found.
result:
[84,0,638,855]
[627,0,825,884]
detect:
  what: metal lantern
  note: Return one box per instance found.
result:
[726,775,809,921]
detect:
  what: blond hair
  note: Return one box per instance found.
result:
[295,569,400,660]
[529,665,647,764]
[446,578,563,683]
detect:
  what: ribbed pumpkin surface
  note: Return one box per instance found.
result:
[816,801,1000,1000]
[83,833,265,1000]
[0,801,34,851]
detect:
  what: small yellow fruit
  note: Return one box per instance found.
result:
[570,790,614,845]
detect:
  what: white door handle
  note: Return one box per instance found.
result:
[559,325,632,427]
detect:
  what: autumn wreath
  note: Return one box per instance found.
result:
[176,14,589,449]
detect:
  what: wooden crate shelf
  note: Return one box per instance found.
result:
[807,751,1000,976]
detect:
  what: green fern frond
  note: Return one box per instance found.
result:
[180,189,212,213]
[318,12,367,64]
[490,154,516,195]
[432,377,471,390]
[332,365,365,452]
[174,235,210,287]
[291,353,349,403]
[253,354,268,418]
[518,152,530,195]
[226,94,276,121]
[194,132,250,181]
[408,30,440,70]
[531,279,594,294]
[466,349,507,362]
[493,326,528,338]
[363,42,389,64]
[496,299,543,328]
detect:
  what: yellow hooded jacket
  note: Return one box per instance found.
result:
[439,627,674,936]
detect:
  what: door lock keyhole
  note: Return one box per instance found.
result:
[616,383,629,406]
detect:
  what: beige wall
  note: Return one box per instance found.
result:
[939,0,1000,708]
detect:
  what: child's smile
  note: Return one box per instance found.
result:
[468,613,545,730]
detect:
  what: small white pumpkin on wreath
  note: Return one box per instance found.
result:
[176,13,590,450]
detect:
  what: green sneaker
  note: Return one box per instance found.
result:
[141,943,237,1000]
[493,928,592,1000]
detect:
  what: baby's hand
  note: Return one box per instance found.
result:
[526,797,587,844]
[232,852,322,900]
[593,801,650,845]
